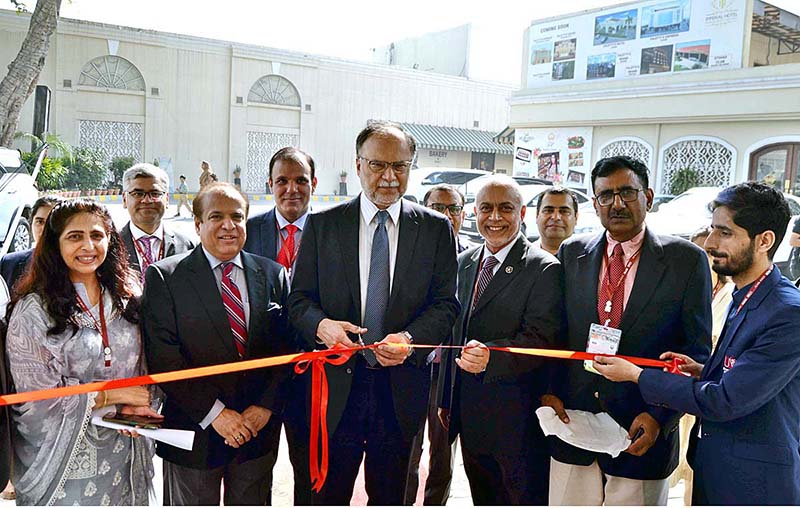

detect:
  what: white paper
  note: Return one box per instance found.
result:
[91,409,195,451]
[536,406,631,458]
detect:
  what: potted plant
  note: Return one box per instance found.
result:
[339,170,348,183]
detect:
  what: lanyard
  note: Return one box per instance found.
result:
[711,279,725,300]
[76,291,111,367]
[600,246,643,317]
[733,266,772,318]
[133,233,165,265]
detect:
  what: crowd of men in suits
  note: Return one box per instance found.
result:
[1,119,800,506]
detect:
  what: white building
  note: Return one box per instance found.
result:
[0,10,514,194]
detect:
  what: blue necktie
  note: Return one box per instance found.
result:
[362,210,390,367]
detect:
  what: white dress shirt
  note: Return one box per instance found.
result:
[275,209,310,259]
[480,236,517,276]
[358,196,401,325]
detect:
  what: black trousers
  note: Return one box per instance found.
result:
[163,453,274,506]
[312,359,414,506]
[461,439,549,505]
[405,362,455,505]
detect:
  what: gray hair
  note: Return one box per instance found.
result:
[475,175,523,208]
[123,163,169,191]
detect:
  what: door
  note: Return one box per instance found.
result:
[749,143,800,195]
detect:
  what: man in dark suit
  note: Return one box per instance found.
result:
[289,121,460,505]
[142,182,294,505]
[438,176,562,505]
[542,156,712,505]
[595,182,800,505]
[119,163,194,285]
[243,146,317,505]
[0,195,63,293]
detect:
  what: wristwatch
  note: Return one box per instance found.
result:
[400,330,413,357]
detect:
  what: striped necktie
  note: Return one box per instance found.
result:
[137,235,155,285]
[472,255,499,311]
[221,262,248,357]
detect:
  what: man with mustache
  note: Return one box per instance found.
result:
[542,156,712,505]
[534,186,579,256]
[290,121,459,505]
[594,182,800,505]
[120,164,195,286]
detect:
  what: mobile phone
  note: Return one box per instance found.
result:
[102,412,164,430]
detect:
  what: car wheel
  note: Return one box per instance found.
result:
[9,217,31,253]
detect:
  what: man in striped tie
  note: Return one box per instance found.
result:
[142,182,295,505]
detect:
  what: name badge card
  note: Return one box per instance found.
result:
[584,323,622,374]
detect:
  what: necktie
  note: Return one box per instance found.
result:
[137,236,155,284]
[472,255,499,311]
[598,243,625,328]
[362,210,390,367]
[221,262,248,357]
[277,224,299,270]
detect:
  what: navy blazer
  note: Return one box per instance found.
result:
[244,208,279,261]
[0,248,33,294]
[289,196,460,440]
[552,229,712,480]
[639,267,800,505]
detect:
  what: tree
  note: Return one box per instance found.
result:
[109,155,134,189]
[63,147,106,190]
[0,0,62,147]
[669,167,699,196]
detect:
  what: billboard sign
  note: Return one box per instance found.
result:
[513,127,594,194]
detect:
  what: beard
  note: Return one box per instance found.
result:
[709,239,755,277]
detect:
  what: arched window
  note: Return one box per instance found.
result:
[599,137,653,168]
[248,75,300,107]
[78,55,145,91]
[660,137,735,194]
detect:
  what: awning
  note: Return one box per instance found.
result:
[399,123,513,155]
[492,125,515,145]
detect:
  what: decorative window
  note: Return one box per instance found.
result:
[248,75,300,107]
[246,131,299,193]
[661,138,734,194]
[79,120,142,165]
[78,56,145,91]
[600,138,653,168]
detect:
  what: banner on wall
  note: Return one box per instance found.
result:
[525,0,747,89]
[513,127,593,194]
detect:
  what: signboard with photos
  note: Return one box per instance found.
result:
[525,0,748,88]
[513,127,594,194]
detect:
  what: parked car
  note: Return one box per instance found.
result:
[647,186,800,276]
[0,147,44,255]
[403,167,489,203]
[650,194,675,213]
[457,173,551,204]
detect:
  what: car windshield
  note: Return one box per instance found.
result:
[659,190,718,217]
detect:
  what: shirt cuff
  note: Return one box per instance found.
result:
[199,399,225,430]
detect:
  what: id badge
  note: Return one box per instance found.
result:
[584,323,622,374]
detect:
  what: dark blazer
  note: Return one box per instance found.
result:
[120,222,195,276]
[142,246,293,469]
[289,196,460,441]
[552,229,712,480]
[0,248,33,294]
[440,235,563,455]
[244,208,279,261]
[0,320,11,488]
[639,267,800,505]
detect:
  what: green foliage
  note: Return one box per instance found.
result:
[669,167,699,196]
[21,152,67,190]
[62,148,107,190]
[13,131,73,163]
[109,156,134,190]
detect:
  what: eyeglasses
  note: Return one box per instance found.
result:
[595,188,643,207]
[358,156,413,175]
[128,190,166,200]
[429,203,464,215]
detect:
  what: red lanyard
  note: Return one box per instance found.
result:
[76,291,111,367]
[132,233,165,265]
[733,266,772,317]
[601,246,643,310]
[711,280,725,300]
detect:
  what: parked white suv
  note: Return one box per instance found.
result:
[403,167,489,203]
[0,147,44,254]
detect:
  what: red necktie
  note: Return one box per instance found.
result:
[598,243,625,328]
[221,262,248,357]
[277,224,298,270]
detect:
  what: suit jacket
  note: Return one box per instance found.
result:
[439,235,563,455]
[244,208,279,260]
[142,246,293,469]
[552,229,712,480]
[120,222,195,277]
[289,196,460,441]
[0,248,33,294]
[639,267,800,504]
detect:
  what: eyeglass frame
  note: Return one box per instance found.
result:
[127,189,166,201]
[594,188,643,207]
[357,156,414,175]
[428,203,464,215]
